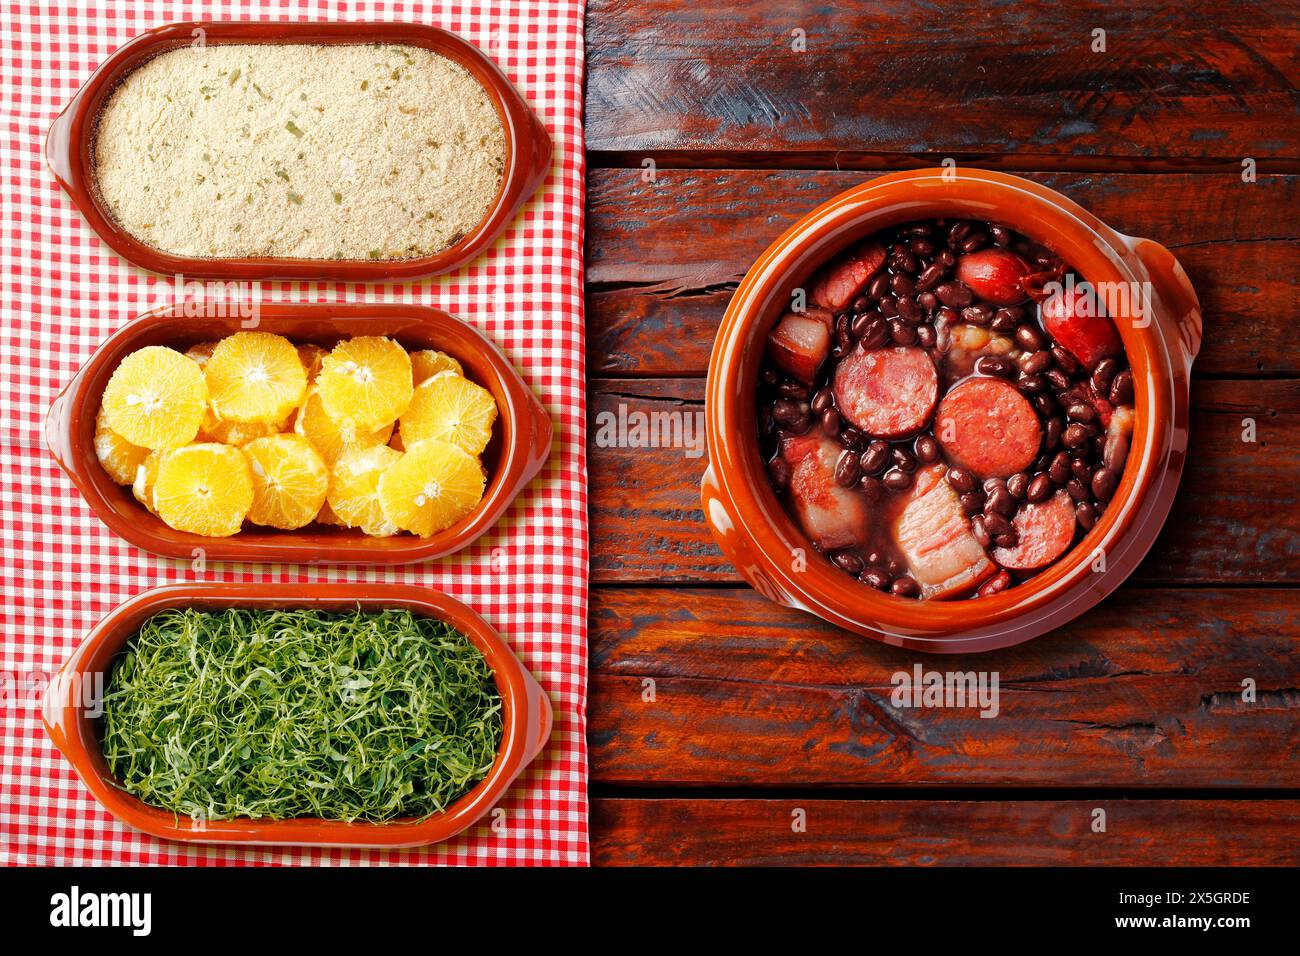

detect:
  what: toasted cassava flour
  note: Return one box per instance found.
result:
[93,44,507,260]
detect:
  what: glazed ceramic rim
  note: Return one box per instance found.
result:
[45,20,552,281]
[43,583,553,847]
[45,303,553,565]
[706,167,1196,650]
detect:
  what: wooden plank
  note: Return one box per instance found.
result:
[591,798,1300,866]
[588,378,1300,584]
[587,169,1300,377]
[588,587,1300,787]
[586,0,1300,169]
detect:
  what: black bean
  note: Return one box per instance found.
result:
[1091,466,1119,501]
[1076,500,1097,531]
[1026,473,1054,502]
[1066,478,1088,502]
[1063,423,1090,448]
[1091,357,1119,392]
[1049,451,1071,484]
[858,475,884,500]
[860,441,891,475]
[987,486,1015,516]
[867,272,891,301]
[1017,373,1046,394]
[983,512,1013,537]
[961,304,994,326]
[916,261,947,292]
[891,576,921,598]
[890,272,915,297]
[917,291,939,311]
[937,249,956,268]
[960,491,986,516]
[878,295,898,317]
[1044,368,1071,392]
[820,408,841,437]
[990,224,1013,248]
[1045,416,1064,449]
[1110,369,1134,406]
[959,232,988,254]
[1050,346,1080,376]
[861,569,891,591]
[1032,393,1057,417]
[935,281,974,308]
[934,306,959,327]
[860,317,889,349]
[1071,457,1093,484]
[916,325,937,348]
[1019,350,1051,375]
[990,308,1020,333]
[833,551,865,575]
[896,296,923,323]
[984,476,1007,494]
[811,388,834,414]
[993,532,1018,549]
[892,447,917,472]
[947,466,977,494]
[1065,403,1095,423]
[851,295,870,314]
[1014,323,1047,352]
[948,221,972,245]
[777,380,810,400]
[889,319,918,345]
[909,238,935,257]
[850,311,877,338]
[915,434,941,464]
[772,398,800,424]
[1006,472,1030,499]
[840,426,863,449]
[882,468,913,491]
[768,457,791,489]
[970,515,991,548]
[975,355,1016,378]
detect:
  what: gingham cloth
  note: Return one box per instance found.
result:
[0,1,588,865]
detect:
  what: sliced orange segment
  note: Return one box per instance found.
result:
[204,331,307,424]
[184,341,219,369]
[101,346,208,450]
[410,349,463,385]
[296,343,329,382]
[328,445,402,537]
[293,384,393,466]
[241,434,329,530]
[197,407,285,446]
[317,336,412,431]
[132,451,163,513]
[377,438,484,538]
[94,406,150,485]
[398,372,497,455]
[152,443,253,537]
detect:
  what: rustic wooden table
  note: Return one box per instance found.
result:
[582,0,1299,865]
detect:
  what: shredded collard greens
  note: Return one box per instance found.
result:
[100,607,503,823]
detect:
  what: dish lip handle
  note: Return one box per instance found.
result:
[1122,233,1203,374]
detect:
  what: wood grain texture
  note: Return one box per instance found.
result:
[586,0,1300,169]
[588,587,1300,788]
[589,378,1300,583]
[591,798,1300,866]
[587,169,1300,376]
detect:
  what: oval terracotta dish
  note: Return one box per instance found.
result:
[701,168,1202,654]
[43,583,553,848]
[45,20,551,281]
[46,303,552,564]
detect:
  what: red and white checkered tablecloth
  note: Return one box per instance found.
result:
[0,1,588,865]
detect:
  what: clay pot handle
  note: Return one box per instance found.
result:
[1125,235,1203,373]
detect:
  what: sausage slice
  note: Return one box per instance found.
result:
[833,345,938,439]
[991,490,1077,571]
[935,377,1041,478]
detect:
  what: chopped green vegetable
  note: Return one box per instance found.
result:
[286,191,303,204]
[333,191,343,204]
[285,120,304,137]
[100,607,503,823]
[274,169,290,183]
[228,68,240,85]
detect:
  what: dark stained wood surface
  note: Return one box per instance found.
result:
[583,0,1300,865]
[589,378,1300,584]
[592,799,1300,866]
[587,170,1300,377]
[586,0,1299,171]
[589,587,1300,788]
